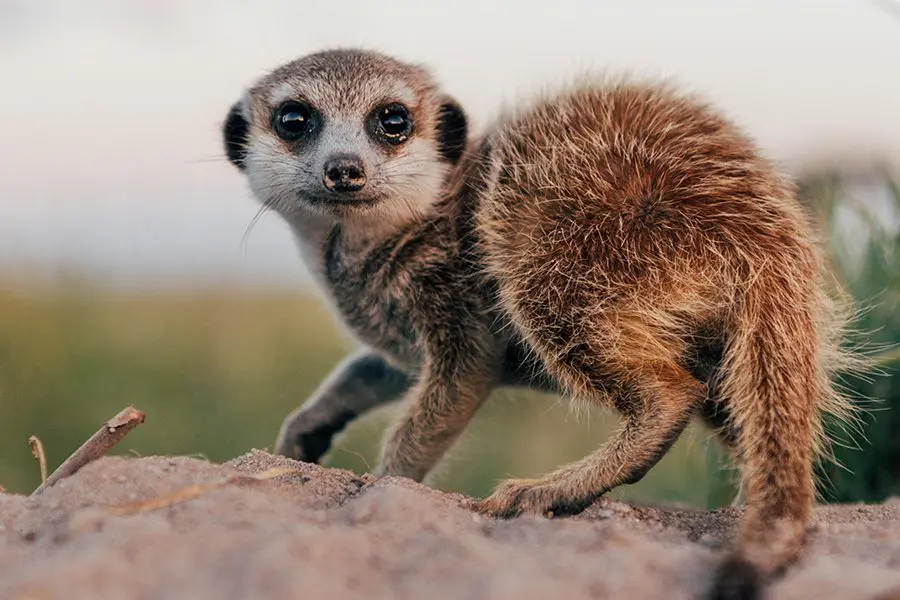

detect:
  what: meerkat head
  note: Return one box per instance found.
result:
[223,49,468,226]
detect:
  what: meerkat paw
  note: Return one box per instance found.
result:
[473,477,598,518]
[274,408,352,464]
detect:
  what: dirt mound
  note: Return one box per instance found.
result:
[1,450,899,599]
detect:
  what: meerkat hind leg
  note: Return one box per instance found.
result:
[476,363,701,518]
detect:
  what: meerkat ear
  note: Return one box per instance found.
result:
[223,99,250,171]
[436,97,467,164]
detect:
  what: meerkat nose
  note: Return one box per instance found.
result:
[323,155,367,193]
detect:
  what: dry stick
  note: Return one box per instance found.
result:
[65,466,302,537]
[28,435,48,484]
[104,466,301,517]
[31,405,146,496]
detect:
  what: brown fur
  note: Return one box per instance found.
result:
[223,49,860,599]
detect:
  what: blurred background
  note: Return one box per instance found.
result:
[0,0,898,508]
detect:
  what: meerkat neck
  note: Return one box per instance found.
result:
[284,211,336,250]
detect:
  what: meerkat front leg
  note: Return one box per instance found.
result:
[376,346,500,482]
[275,349,412,463]
[476,362,702,517]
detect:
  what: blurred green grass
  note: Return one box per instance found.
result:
[0,286,734,506]
[1,166,896,508]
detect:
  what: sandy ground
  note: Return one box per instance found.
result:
[2,450,900,600]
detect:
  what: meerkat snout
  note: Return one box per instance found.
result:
[322,154,367,193]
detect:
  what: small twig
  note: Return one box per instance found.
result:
[103,466,300,517]
[28,435,48,484]
[333,447,372,471]
[65,466,302,537]
[31,405,146,496]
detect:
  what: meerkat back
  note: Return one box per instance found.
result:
[473,81,855,598]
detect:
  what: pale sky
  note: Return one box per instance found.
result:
[0,0,898,288]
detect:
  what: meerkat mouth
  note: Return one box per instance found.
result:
[303,191,382,209]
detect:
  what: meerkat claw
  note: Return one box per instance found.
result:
[475,478,597,519]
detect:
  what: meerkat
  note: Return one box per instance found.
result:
[222,48,858,599]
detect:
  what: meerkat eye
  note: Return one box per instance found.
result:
[273,101,314,140]
[374,103,413,144]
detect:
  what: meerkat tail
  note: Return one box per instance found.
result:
[710,268,832,599]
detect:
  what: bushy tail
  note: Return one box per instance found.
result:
[709,265,861,600]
